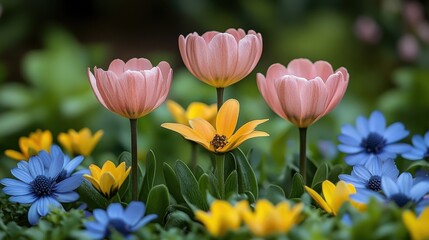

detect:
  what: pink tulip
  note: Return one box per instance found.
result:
[179,28,263,88]
[257,58,349,128]
[88,58,172,119]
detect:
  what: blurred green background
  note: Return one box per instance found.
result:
[1,0,428,180]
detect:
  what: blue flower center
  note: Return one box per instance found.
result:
[361,132,386,154]
[390,193,411,207]
[366,175,382,191]
[106,218,131,237]
[31,175,55,197]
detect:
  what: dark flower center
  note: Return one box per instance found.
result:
[210,134,228,150]
[106,218,130,237]
[366,175,382,191]
[390,193,411,207]
[360,132,386,154]
[31,175,55,197]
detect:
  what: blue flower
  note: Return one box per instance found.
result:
[402,131,429,160]
[0,147,83,225]
[352,172,429,210]
[84,201,157,239]
[338,110,411,166]
[339,157,399,191]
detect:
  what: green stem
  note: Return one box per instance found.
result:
[299,127,308,185]
[215,154,225,199]
[190,141,198,173]
[216,88,224,111]
[130,118,138,200]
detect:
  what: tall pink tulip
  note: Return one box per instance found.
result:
[179,28,263,109]
[257,58,349,128]
[87,57,172,200]
[88,58,172,119]
[257,58,349,184]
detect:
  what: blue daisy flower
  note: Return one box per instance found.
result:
[402,131,429,160]
[84,201,157,239]
[351,172,429,210]
[339,157,399,191]
[0,148,84,225]
[338,110,411,166]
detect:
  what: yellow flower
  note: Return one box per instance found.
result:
[5,129,52,161]
[402,208,429,240]
[304,180,365,216]
[84,160,131,198]
[166,100,217,126]
[239,199,303,237]
[58,128,103,156]
[162,99,269,153]
[194,200,241,237]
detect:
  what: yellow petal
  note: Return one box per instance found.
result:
[4,150,26,161]
[322,180,336,211]
[332,181,354,215]
[189,118,216,142]
[195,211,222,237]
[88,164,102,179]
[216,99,239,138]
[84,174,102,193]
[58,133,73,155]
[402,210,421,240]
[304,185,332,214]
[99,172,117,198]
[40,130,53,151]
[161,123,210,149]
[102,160,117,172]
[226,131,269,152]
[166,100,188,125]
[187,102,209,119]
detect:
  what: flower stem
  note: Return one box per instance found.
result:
[299,127,308,185]
[190,141,198,173]
[130,118,138,200]
[215,154,225,199]
[216,88,224,111]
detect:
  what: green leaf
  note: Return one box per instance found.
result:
[163,162,185,204]
[146,184,170,225]
[140,150,157,202]
[406,160,429,172]
[77,181,109,210]
[117,152,132,202]
[311,162,329,188]
[224,170,238,198]
[198,173,219,199]
[264,184,286,204]
[231,148,258,199]
[289,173,304,199]
[174,160,208,211]
[328,165,343,183]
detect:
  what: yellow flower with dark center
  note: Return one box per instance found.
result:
[166,100,217,126]
[162,99,269,153]
[5,129,52,161]
[58,128,103,156]
[194,200,241,237]
[84,160,130,198]
[402,208,429,240]
[304,180,365,216]
[238,199,303,237]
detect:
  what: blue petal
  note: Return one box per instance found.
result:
[124,201,145,226]
[376,152,397,161]
[363,157,382,176]
[340,124,362,141]
[55,174,83,192]
[54,191,79,203]
[351,189,384,203]
[64,156,84,175]
[338,134,361,146]
[368,111,386,134]
[36,197,50,217]
[48,157,64,179]
[344,153,368,166]
[1,178,32,195]
[338,174,366,188]
[384,143,412,154]
[352,165,371,181]
[29,156,45,178]
[396,172,413,195]
[11,167,33,184]
[38,150,52,169]
[107,203,125,219]
[356,116,369,137]
[402,150,424,160]
[410,182,429,201]
[381,159,399,180]
[384,123,409,143]
[28,202,40,225]
[10,194,38,204]
[411,135,426,150]
[338,144,363,154]
[17,161,29,171]
[93,209,109,224]
[85,221,107,239]
[381,176,399,197]
[424,132,429,146]
[131,214,157,231]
